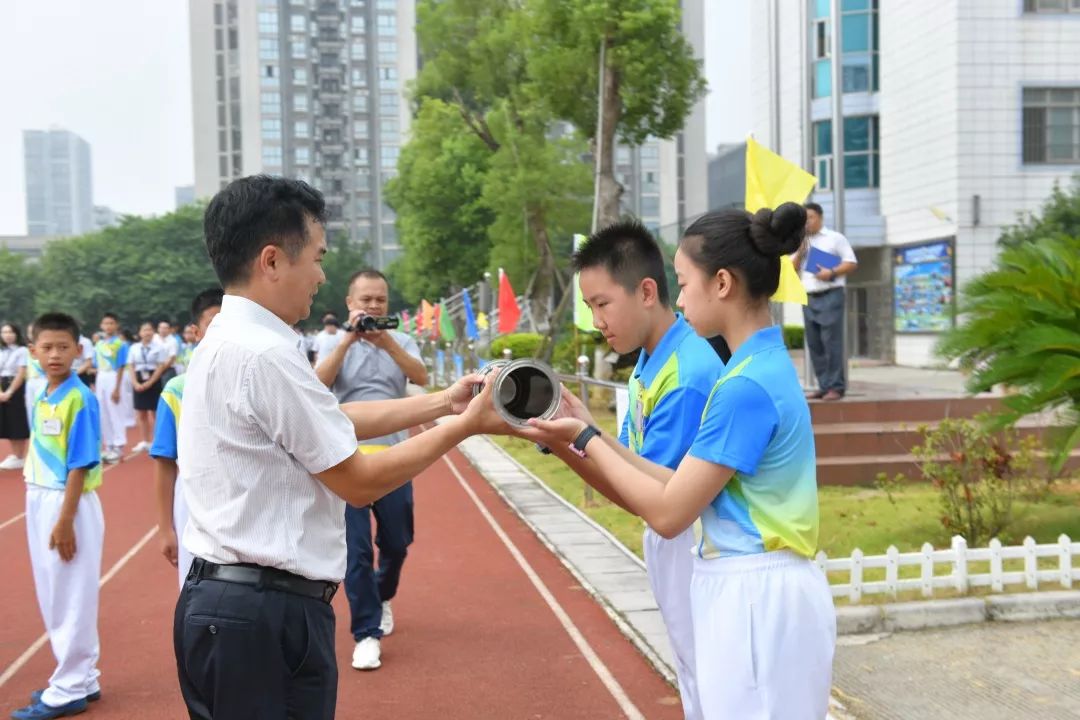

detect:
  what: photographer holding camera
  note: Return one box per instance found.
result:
[315,268,427,672]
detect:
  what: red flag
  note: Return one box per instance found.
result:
[498,268,521,334]
[432,303,441,339]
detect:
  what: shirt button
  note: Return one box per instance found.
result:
[208,625,218,635]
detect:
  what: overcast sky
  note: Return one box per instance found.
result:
[0,0,750,235]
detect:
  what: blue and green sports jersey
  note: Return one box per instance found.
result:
[150,374,185,461]
[618,315,723,470]
[689,325,819,559]
[26,356,43,380]
[24,373,103,492]
[94,335,126,372]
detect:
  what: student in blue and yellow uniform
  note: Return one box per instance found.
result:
[517,203,835,719]
[567,220,721,720]
[12,313,105,720]
[150,288,223,588]
[92,313,127,464]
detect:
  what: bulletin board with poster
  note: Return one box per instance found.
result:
[893,239,955,333]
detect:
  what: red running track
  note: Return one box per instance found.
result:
[0,433,683,719]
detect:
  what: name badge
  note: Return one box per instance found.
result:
[633,397,645,437]
[41,418,63,436]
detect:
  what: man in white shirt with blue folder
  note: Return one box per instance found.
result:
[795,202,857,401]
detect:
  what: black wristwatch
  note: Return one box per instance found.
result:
[569,425,602,458]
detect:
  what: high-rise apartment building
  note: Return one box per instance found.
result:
[189,0,417,268]
[750,0,1080,366]
[23,129,94,237]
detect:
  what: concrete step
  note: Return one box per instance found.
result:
[817,449,1080,487]
[814,420,1058,458]
[810,396,1002,425]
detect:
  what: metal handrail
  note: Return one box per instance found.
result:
[555,373,623,391]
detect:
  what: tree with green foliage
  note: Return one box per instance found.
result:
[529,0,707,228]
[311,233,395,321]
[998,175,1080,248]
[0,248,41,327]
[936,235,1080,472]
[384,98,495,303]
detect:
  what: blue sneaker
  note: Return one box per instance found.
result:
[29,691,99,705]
[10,697,88,719]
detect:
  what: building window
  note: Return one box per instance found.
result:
[294,92,309,112]
[262,145,283,166]
[353,121,370,140]
[295,120,310,138]
[380,145,399,166]
[379,92,397,116]
[294,67,308,84]
[258,10,278,33]
[295,146,310,164]
[259,37,279,60]
[813,18,830,59]
[351,67,367,86]
[378,39,396,63]
[1023,88,1080,163]
[812,115,880,189]
[378,66,398,89]
[1024,0,1080,11]
[355,170,371,190]
[291,39,307,58]
[641,170,658,193]
[377,0,395,8]
[380,117,399,142]
[355,146,369,165]
[261,65,279,87]
[640,196,659,218]
[351,39,367,59]
[639,144,659,169]
[810,0,878,97]
[261,92,281,113]
[355,198,371,216]
[290,14,307,32]
[261,117,282,139]
[353,90,370,113]
[377,13,396,35]
[351,15,367,33]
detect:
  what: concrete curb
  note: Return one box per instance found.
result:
[836,590,1080,634]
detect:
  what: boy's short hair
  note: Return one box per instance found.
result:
[203,175,327,287]
[101,312,119,322]
[33,313,80,342]
[191,287,225,324]
[572,220,670,306]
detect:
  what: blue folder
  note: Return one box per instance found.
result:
[806,246,842,273]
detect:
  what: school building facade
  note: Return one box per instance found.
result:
[748,0,1080,367]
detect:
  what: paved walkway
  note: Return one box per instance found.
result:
[833,620,1080,719]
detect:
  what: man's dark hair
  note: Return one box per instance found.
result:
[191,287,225,324]
[203,175,327,286]
[804,202,824,217]
[102,312,119,322]
[572,220,670,306]
[347,268,389,291]
[33,313,80,342]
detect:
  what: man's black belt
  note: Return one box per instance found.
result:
[807,287,843,297]
[189,557,338,604]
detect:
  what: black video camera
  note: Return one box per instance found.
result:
[343,314,400,333]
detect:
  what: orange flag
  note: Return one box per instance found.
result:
[497,269,521,334]
[420,299,434,333]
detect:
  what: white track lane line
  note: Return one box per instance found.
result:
[0,450,152,688]
[441,452,647,720]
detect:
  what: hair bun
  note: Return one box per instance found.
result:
[748,202,807,258]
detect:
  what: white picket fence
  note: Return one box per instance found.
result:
[815,535,1080,603]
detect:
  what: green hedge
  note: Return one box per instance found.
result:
[782,324,804,349]
[489,332,543,359]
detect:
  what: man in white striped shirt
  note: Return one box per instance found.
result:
[174,175,503,720]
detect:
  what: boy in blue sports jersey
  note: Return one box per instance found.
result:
[149,288,224,588]
[92,313,127,464]
[549,220,723,720]
[13,313,105,720]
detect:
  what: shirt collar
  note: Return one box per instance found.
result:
[219,295,302,346]
[724,326,786,372]
[42,373,80,405]
[634,314,693,387]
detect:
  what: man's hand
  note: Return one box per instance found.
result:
[814,268,834,282]
[459,370,514,435]
[443,372,484,415]
[514,417,588,448]
[0,391,10,403]
[360,329,393,350]
[50,518,77,562]
[159,526,179,567]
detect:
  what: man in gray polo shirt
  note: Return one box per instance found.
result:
[316,268,428,672]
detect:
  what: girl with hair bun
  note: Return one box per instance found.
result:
[516,201,835,718]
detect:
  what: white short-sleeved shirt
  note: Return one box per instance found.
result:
[798,227,858,294]
[314,329,343,363]
[155,334,179,361]
[178,295,359,582]
[129,341,167,374]
[0,345,29,377]
[330,330,421,446]
[71,336,94,371]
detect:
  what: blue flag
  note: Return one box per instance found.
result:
[462,290,480,340]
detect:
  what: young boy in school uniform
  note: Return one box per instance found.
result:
[561,221,723,720]
[92,314,127,464]
[12,313,105,720]
[149,289,223,588]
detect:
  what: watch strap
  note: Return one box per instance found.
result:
[569,425,601,458]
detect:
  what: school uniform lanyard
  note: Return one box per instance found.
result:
[139,344,153,372]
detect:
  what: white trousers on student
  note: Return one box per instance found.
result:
[25,485,104,706]
[94,370,127,449]
[173,479,192,589]
[644,526,702,720]
[119,370,135,428]
[691,550,836,720]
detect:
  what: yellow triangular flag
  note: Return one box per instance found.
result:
[744,137,817,305]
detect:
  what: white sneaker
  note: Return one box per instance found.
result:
[133,441,150,453]
[351,637,381,670]
[379,601,394,636]
[0,455,24,470]
[102,450,120,464]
